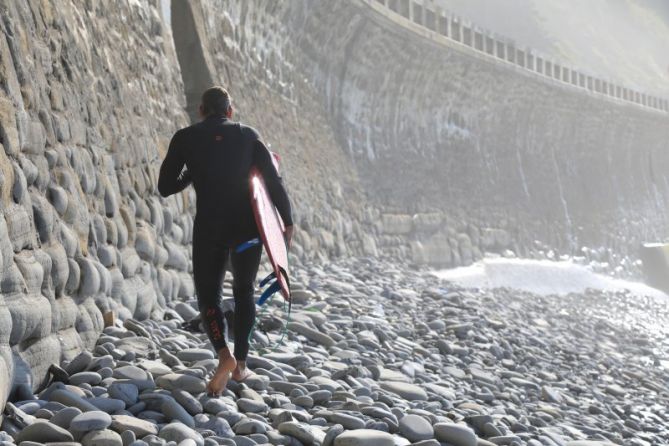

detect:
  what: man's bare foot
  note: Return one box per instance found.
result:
[206,348,237,396]
[231,361,253,382]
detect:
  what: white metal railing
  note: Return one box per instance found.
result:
[367,0,669,114]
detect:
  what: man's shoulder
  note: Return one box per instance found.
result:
[173,120,261,141]
[239,123,261,141]
[179,120,208,134]
[172,122,202,140]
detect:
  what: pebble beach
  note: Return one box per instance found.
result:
[2,258,668,446]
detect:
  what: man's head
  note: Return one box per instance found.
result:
[199,86,233,119]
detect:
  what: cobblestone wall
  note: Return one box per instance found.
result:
[0,0,190,407]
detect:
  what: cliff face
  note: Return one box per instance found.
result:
[0,0,191,406]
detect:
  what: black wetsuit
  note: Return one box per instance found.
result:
[158,115,292,359]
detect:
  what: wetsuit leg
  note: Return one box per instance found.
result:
[230,243,262,361]
[193,234,230,353]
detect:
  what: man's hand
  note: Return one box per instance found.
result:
[284,225,294,249]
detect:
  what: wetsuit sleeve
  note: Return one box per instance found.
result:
[158,130,192,197]
[252,139,293,226]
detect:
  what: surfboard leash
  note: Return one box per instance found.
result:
[247,269,292,353]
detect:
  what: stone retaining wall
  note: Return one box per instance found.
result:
[0,0,190,408]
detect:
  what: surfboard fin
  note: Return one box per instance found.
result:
[259,271,277,288]
[258,280,282,306]
[259,268,290,301]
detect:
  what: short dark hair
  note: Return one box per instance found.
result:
[201,86,231,115]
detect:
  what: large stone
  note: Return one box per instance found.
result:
[287,322,336,347]
[379,381,428,401]
[114,337,157,359]
[69,371,102,386]
[156,374,206,394]
[110,415,159,437]
[87,397,126,413]
[113,366,149,381]
[236,398,268,413]
[399,414,434,442]
[197,416,233,437]
[176,348,214,362]
[162,398,196,427]
[16,421,74,443]
[172,389,203,415]
[333,429,395,446]
[323,424,345,446]
[109,382,140,406]
[234,419,268,435]
[66,351,94,375]
[278,421,326,445]
[434,424,477,446]
[49,389,99,412]
[326,413,365,430]
[50,407,83,429]
[70,411,113,431]
[81,429,123,446]
[159,422,205,446]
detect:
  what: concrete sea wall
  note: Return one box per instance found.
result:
[297,0,669,255]
[179,0,669,261]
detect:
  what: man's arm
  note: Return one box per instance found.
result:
[252,139,293,228]
[158,130,192,197]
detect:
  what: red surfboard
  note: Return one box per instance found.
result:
[249,153,290,301]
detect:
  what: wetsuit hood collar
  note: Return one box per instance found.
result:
[204,114,228,122]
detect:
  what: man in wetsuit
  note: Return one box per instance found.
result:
[158,86,293,395]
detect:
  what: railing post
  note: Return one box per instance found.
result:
[506,42,515,63]
[451,17,461,42]
[495,39,505,60]
[526,50,535,71]
[435,6,443,34]
[440,12,449,37]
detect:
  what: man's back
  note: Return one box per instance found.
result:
[159,115,292,247]
[159,116,259,244]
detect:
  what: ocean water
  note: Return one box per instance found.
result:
[433,257,669,302]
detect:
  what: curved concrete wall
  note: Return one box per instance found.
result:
[201,0,669,253]
[323,1,669,251]
[0,0,191,408]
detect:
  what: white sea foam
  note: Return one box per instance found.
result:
[433,257,669,301]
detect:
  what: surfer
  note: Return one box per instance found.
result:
[158,86,293,396]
